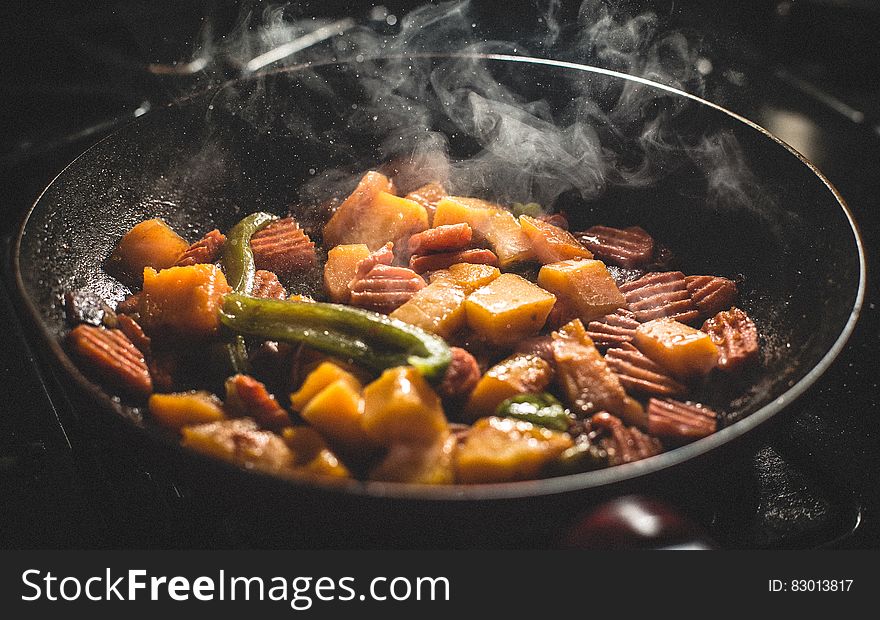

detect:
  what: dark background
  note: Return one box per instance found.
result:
[1,0,878,549]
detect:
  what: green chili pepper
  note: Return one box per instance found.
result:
[548,440,610,476]
[219,293,452,382]
[511,202,544,218]
[221,212,277,294]
[495,393,571,431]
[220,212,277,374]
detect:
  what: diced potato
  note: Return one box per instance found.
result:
[464,353,554,420]
[429,262,501,294]
[464,273,556,345]
[106,219,189,285]
[181,418,295,475]
[551,318,646,428]
[324,174,428,250]
[281,426,352,479]
[390,279,468,338]
[290,361,362,411]
[634,318,719,378]
[538,259,625,323]
[139,264,231,337]
[520,215,593,263]
[149,391,226,431]
[323,171,395,248]
[369,432,457,484]
[433,196,534,266]
[455,417,573,483]
[324,243,371,303]
[300,378,376,453]
[362,366,447,445]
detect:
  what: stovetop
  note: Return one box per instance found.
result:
[1,1,878,549]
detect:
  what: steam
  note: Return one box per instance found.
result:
[186,0,762,216]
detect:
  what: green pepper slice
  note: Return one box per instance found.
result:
[219,294,452,382]
[496,393,571,431]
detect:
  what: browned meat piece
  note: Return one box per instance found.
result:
[116,314,151,357]
[646,398,717,443]
[63,290,114,327]
[352,242,394,281]
[404,182,447,217]
[589,413,663,465]
[604,342,687,397]
[437,347,481,401]
[537,212,569,230]
[250,217,316,277]
[349,264,427,313]
[701,307,759,371]
[407,223,473,255]
[68,325,152,397]
[514,335,556,363]
[618,271,700,324]
[181,418,295,476]
[686,275,737,319]
[577,226,655,268]
[409,248,499,274]
[225,374,291,432]
[115,292,141,315]
[251,269,287,300]
[175,229,226,266]
[147,351,177,393]
[586,307,640,351]
[551,319,646,427]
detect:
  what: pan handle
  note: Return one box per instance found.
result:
[560,495,718,550]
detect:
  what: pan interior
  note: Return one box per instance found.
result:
[14,55,863,498]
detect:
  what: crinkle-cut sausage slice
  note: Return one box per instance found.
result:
[701,306,759,372]
[349,264,427,314]
[251,269,287,300]
[175,229,226,266]
[586,307,640,351]
[116,314,152,357]
[436,347,481,402]
[646,398,717,443]
[226,374,291,432]
[352,242,394,281]
[577,226,655,268]
[685,275,737,319]
[604,342,687,398]
[68,324,152,397]
[409,248,498,274]
[408,223,473,255]
[618,271,700,324]
[589,412,663,465]
[250,217,316,277]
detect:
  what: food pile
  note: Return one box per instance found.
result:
[64,170,759,484]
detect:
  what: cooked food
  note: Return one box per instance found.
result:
[64,169,764,485]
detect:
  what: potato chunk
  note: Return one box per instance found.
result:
[464,353,554,421]
[362,366,447,445]
[181,418,295,475]
[282,427,352,479]
[519,215,593,263]
[455,417,573,483]
[300,378,376,453]
[106,218,189,285]
[464,273,556,345]
[324,172,428,250]
[324,243,371,303]
[551,319,646,428]
[538,259,625,323]
[289,361,361,411]
[149,391,226,431]
[369,432,457,484]
[429,262,501,294]
[634,318,719,378]
[390,279,468,338]
[139,264,231,337]
[433,197,534,266]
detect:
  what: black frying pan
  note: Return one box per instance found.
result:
[13,54,865,547]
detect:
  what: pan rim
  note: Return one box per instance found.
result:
[12,52,867,501]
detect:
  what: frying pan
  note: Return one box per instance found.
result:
[13,54,865,548]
